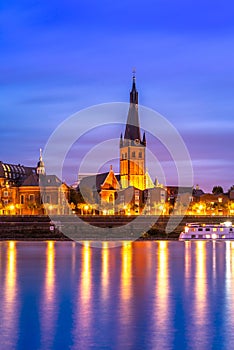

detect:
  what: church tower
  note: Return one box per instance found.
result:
[120,72,146,190]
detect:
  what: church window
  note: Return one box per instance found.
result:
[29,194,35,202]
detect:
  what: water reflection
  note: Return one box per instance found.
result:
[121,242,133,301]
[191,241,208,346]
[1,242,19,348]
[40,241,57,350]
[153,241,171,349]
[101,242,110,301]
[115,242,133,348]
[1,241,234,349]
[223,242,234,347]
[72,242,93,349]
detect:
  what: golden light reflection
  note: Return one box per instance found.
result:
[212,240,216,279]
[184,241,191,290]
[116,241,133,347]
[2,241,18,348]
[75,243,93,344]
[121,241,133,301]
[7,241,16,291]
[101,242,110,300]
[71,242,93,348]
[154,241,170,348]
[46,241,55,300]
[223,241,234,348]
[156,241,169,301]
[194,241,207,330]
[72,241,76,273]
[81,242,91,292]
[40,241,56,349]
[225,241,231,292]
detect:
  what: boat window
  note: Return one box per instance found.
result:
[205,228,210,231]
[198,228,203,231]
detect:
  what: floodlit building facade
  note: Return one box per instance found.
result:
[0,152,69,215]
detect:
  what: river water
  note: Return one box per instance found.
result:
[0,240,234,350]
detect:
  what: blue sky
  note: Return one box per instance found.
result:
[1,0,234,191]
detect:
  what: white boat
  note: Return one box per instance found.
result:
[179,221,234,240]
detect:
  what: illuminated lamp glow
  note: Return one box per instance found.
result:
[224,221,232,227]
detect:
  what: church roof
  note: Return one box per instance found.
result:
[21,173,39,186]
[79,172,120,192]
[100,166,120,191]
[0,161,36,185]
[39,175,63,187]
[124,74,141,142]
[124,104,141,141]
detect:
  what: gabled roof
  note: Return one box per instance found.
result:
[79,172,121,193]
[100,167,120,191]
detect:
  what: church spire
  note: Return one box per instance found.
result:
[37,148,45,175]
[130,69,138,105]
[124,71,141,141]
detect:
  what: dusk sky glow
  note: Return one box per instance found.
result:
[1,1,234,192]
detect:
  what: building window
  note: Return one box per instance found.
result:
[46,195,51,203]
[20,195,24,204]
[3,191,8,197]
[109,194,114,202]
[4,200,8,205]
[122,153,124,159]
[125,153,127,159]
[139,152,142,158]
[132,152,135,158]
[29,194,35,202]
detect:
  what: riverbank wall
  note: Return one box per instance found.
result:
[0,215,233,240]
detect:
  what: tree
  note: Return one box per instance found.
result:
[69,187,94,205]
[212,186,224,195]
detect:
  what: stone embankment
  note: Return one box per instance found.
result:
[0,215,233,240]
